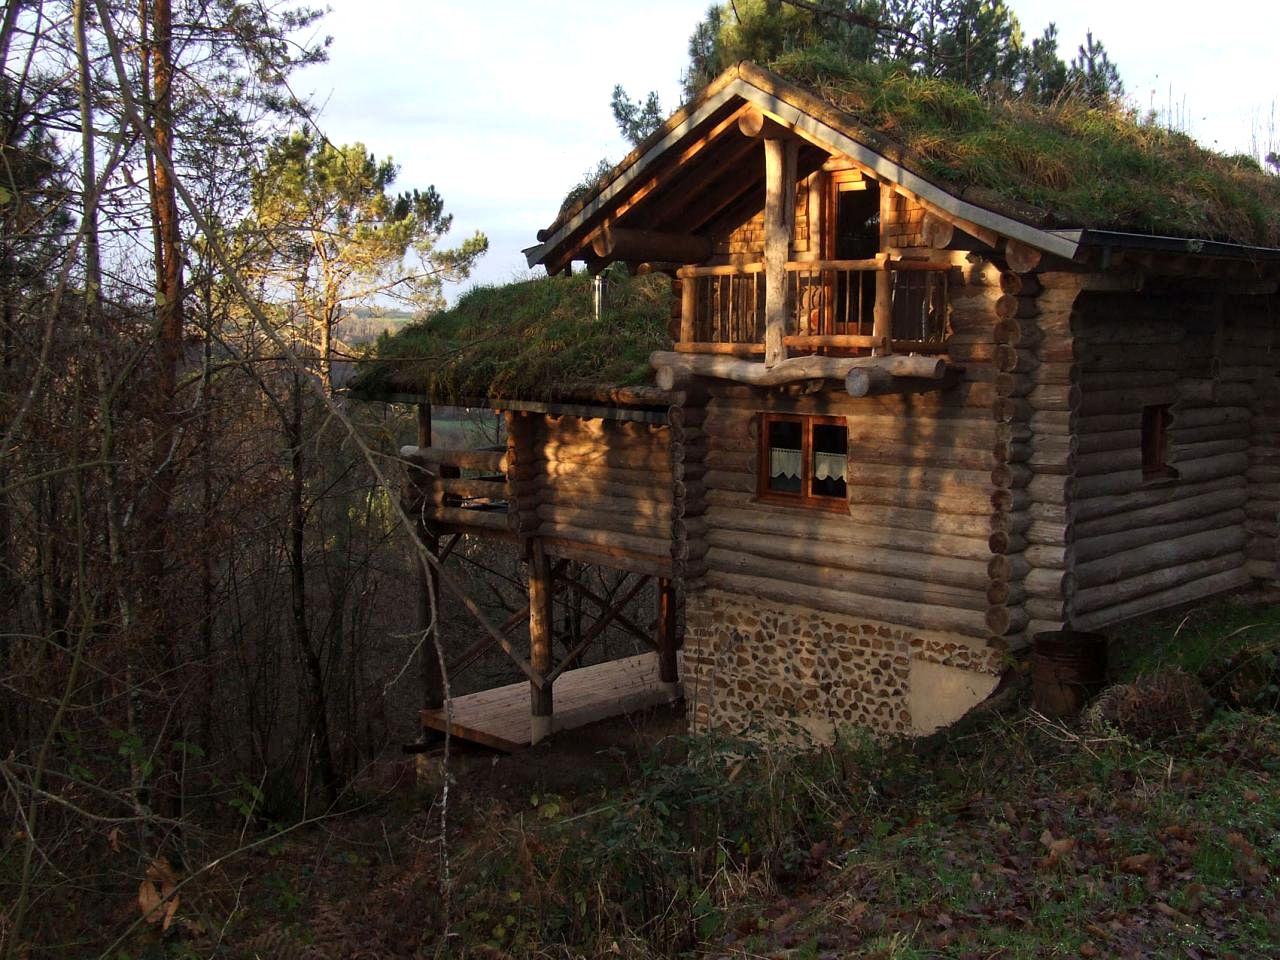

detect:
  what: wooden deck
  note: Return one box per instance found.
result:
[421,652,679,751]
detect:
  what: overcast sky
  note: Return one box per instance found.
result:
[297,1,1279,297]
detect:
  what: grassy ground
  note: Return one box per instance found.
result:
[133,599,1280,959]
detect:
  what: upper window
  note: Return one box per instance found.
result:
[1141,404,1178,481]
[759,414,848,509]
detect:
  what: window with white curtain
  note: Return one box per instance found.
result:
[760,414,848,507]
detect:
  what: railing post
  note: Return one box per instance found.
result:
[680,271,697,345]
[873,255,893,357]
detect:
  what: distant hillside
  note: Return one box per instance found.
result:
[336,312,415,346]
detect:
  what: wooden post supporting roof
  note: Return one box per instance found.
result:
[763,138,795,368]
[529,539,554,743]
[873,184,894,356]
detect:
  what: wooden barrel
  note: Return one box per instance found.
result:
[1031,630,1107,719]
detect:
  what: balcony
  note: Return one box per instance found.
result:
[652,256,957,394]
[675,256,952,357]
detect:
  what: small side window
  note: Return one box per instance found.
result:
[1141,405,1178,480]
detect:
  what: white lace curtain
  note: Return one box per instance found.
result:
[769,448,847,482]
[769,447,802,480]
[813,451,847,481]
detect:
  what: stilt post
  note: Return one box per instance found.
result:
[529,539,554,742]
[656,577,680,701]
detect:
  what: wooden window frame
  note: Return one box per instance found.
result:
[1141,404,1179,482]
[756,413,850,512]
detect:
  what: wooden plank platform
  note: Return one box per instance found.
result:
[421,652,679,751]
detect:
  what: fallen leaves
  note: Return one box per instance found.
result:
[137,858,180,931]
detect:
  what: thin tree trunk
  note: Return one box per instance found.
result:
[288,374,338,803]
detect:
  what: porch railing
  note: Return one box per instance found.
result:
[676,257,951,356]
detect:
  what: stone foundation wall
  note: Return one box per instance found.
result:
[683,589,1003,740]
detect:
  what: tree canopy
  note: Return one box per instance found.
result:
[611,0,1126,147]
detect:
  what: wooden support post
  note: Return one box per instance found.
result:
[528,539,554,743]
[763,138,793,368]
[874,183,894,356]
[656,577,680,701]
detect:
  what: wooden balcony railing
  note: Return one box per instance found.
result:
[676,257,951,356]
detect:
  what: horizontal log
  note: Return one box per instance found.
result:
[428,477,509,500]
[650,351,950,391]
[993,320,1043,349]
[989,530,1026,554]
[715,490,999,539]
[1025,597,1070,621]
[847,461,991,497]
[542,537,673,579]
[541,461,667,486]
[674,342,765,356]
[706,379,996,412]
[707,505,992,564]
[1075,488,1245,542]
[995,294,1040,321]
[988,554,1030,581]
[1174,438,1250,461]
[1072,558,1249,622]
[1027,519,1070,546]
[1075,526,1249,589]
[539,445,671,471]
[986,604,1030,635]
[1072,474,1245,524]
[1172,404,1249,430]
[991,463,1032,489]
[536,503,670,540]
[1076,429,1141,456]
[1025,544,1069,569]
[424,505,514,533]
[538,521,671,559]
[1027,475,1071,505]
[987,580,1026,605]
[706,546,987,611]
[593,226,711,264]
[706,570,990,637]
[1075,448,1143,477]
[1001,272,1044,297]
[992,488,1031,513]
[1025,567,1074,599]
[536,477,673,509]
[402,445,507,473]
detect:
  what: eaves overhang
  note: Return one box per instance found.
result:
[525,64,1084,270]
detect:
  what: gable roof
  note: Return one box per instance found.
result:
[527,62,1280,274]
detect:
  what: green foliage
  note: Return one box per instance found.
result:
[250,130,487,322]
[350,269,672,402]
[611,86,667,146]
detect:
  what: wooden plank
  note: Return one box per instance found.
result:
[420,653,677,751]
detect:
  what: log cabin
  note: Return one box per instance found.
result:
[353,61,1280,747]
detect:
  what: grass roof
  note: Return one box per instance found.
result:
[766,54,1280,247]
[348,271,671,403]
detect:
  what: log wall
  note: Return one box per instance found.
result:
[711,174,813,258]
[1064,286,1278,629]
[524,414,676,577]
[682,264,1012,734]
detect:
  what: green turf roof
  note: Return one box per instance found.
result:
[347,271,671,403]
[769,55,1280,247]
